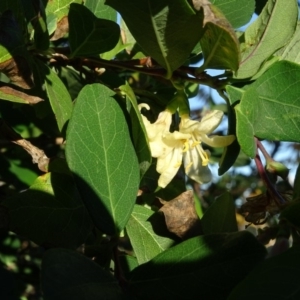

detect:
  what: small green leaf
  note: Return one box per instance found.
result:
[201,192,238,234]
[235,60,300,157]
[66,84,140,235]
[119,83,151,177]
[106,0,205,77]
[129,231,267,299]
[212,0,255,29]
[84,0,117,21]
[236,0,298,79]
[197,3,240,71]
[2,171,92,248]
[126,205,174,264]
[69,3,120,57]
[45,66,73,133]
[41,248,122,300]
[228,246,300,300]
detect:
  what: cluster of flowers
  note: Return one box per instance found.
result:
[139,104,235,188]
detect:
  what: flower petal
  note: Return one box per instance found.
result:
[201,134,235,147]
[157,148,182,188]
[183,148,212,183]
[197,110,223,134]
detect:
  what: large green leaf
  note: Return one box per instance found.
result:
[45,0,81,21]
[66,84,140,235]
[228,246,300,300]
[106,0,205,78]
[236,0,298,79]
[84,0,117,21]
[41,248,122,300]
[69,3,120,57]
[235,60,300,157]
[212,0,255,29]
[194,1,240,71]
[126,205,174,264]
[201,192,238,234]
[2,170,92,248]
[129,231,267,299]
[45,66,73,133]
[119,83,151,178]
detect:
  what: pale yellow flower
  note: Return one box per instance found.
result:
[140,105,235,188]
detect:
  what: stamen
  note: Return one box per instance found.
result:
[191,135,209,166]
[182,140,189,152]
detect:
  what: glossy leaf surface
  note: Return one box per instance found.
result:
[236,60,300,157]
[66,84,140,235]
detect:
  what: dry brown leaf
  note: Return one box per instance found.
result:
[50,16,69,41]
[158,190,202,239]
[0,86,43,104]
[0,56,34,89]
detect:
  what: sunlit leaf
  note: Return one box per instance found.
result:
[126,205,174,264]
[212,0,255,29]
[119,83,151,177]
[106,0,205,77]
[66,84,140,235]
[45,66,73,133]
[85,0,117,21]
[236,0,297,79]
[235,60,300,157]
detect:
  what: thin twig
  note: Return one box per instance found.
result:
[0,119,49,172]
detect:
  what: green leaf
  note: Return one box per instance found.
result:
[236,60,300,157]
[45,66,73,133]
[201,192,238,234]
[106,0,205,78]
[69,3,120,57]
[129,231,267,299]
[46,0,81,22]
[293,163,300,201]
[126,205,174,264]
[84,0,117,21]
[212,0,255,29]
[41,248,122,300]
[119,83,151,177]
[196,2,240,71]
[236,0,298,79]
[280,22,300,65]
[218,97,240,175]
[66,84,140,235]
[2,171,92,248]
[228,246,300,300]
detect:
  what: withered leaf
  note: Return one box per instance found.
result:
[50,16,69,41]
[0,85,43,104]
[0,56,34,89]
[159,190,202,239]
